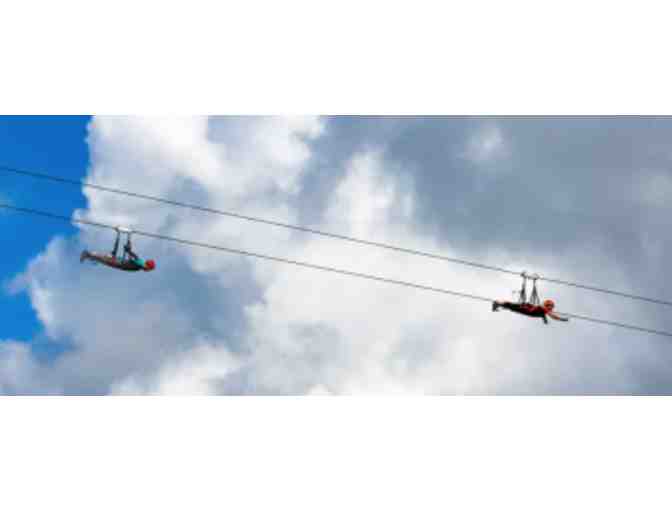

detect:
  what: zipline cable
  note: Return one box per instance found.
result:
[2,164,670,307]
[0,165,519,274]
[2,202,671,338]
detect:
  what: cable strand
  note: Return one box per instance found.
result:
[3,164,671,307]
[2,202,671,338]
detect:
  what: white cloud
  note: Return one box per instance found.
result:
[1,116,326,394]
[0,116,660,395]
[223,149,636,395]
[111,341,241,395]
[463,123,507,165]
[0,341,56,395]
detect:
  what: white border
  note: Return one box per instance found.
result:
[1,2,671,113]
[2,397,669,509]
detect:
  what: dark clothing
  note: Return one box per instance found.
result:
[119,249,146,270]
[116,259,144,271]
[112,242,146,270]
[497,302,549,324]
[82,251,143,271]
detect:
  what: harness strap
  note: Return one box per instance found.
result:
[530,277,541,306]
[518,271,542,305]
[112,228,134,263]
[111,230,121,259]
[518,272,528,304]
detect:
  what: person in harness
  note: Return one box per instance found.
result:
[492,272,568,324]
[80,227,156,272]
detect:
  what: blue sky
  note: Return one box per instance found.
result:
[0,116,90,340]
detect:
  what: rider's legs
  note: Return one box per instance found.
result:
[84,252,121,267]
[493,300,518,312]
[494,301,527,314]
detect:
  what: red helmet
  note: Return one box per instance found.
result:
[543,299,555,310]
[145,259,156,271]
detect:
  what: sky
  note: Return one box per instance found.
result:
[0,116,90,342]
[1,116,671,395]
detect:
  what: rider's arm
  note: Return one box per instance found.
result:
[548,311,569,322]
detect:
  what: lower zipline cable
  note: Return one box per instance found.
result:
[2,202,671,338]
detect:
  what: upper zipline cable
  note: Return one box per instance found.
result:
[2,164,671,307]
[2,201,671,338]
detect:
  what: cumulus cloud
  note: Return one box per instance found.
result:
[2,116,327,394]
[2,116,671,394]
[463,122,507,165]
[235,148,643,394]
[0,341,54,395]
[112,342,241,395]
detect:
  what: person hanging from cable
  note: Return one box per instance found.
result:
[492,272,568,324]
[80,227,156,272]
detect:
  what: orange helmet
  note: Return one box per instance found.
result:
[145,260,156,271]
[543,299,555,310]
